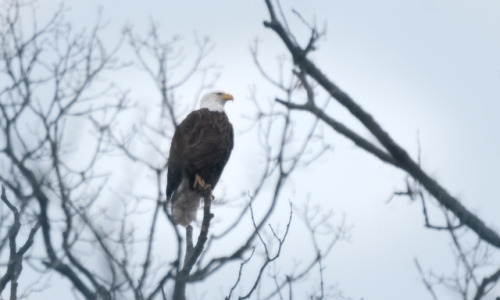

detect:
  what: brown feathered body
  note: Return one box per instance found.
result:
[167,108,233,226]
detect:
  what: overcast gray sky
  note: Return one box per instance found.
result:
[29,0,500,299]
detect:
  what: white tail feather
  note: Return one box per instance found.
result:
[171,178,201,227]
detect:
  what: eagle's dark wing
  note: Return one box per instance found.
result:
[166,120,185,200]
[166,109,233,200]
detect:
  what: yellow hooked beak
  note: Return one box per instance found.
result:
[221,93,234,101]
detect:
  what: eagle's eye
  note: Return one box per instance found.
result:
[216,92,223,96]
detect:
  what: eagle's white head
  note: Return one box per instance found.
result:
[200,91,234,112]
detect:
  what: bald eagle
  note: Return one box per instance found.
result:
[166,91,234,226]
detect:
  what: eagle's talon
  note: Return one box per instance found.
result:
[194,174,214,199]
[193,174,206,189]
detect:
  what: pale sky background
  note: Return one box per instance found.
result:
[24,0,500,299]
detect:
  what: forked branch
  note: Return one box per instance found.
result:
[262,0,500,250]
[172,187,214,300]
[0,186,41,298]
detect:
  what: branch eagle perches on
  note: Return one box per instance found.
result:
[172,186,213,300]
[262,0,500,250]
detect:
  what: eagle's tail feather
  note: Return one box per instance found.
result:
[171,177,201,227]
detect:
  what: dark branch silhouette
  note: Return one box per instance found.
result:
[173,188,213,300]
[262,0,500,250]
[0,186,40,299]
[260,0,500,299]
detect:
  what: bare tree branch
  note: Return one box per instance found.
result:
[414,258,439,300]
[262,0,500,250]
[173,188,214,300]
[474,267,500,300]
[0,186,40,298]
[235,202,292,300]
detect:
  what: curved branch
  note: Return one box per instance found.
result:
[263,0,500,250]
[172,192,213,300]
[473,267,500,300]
